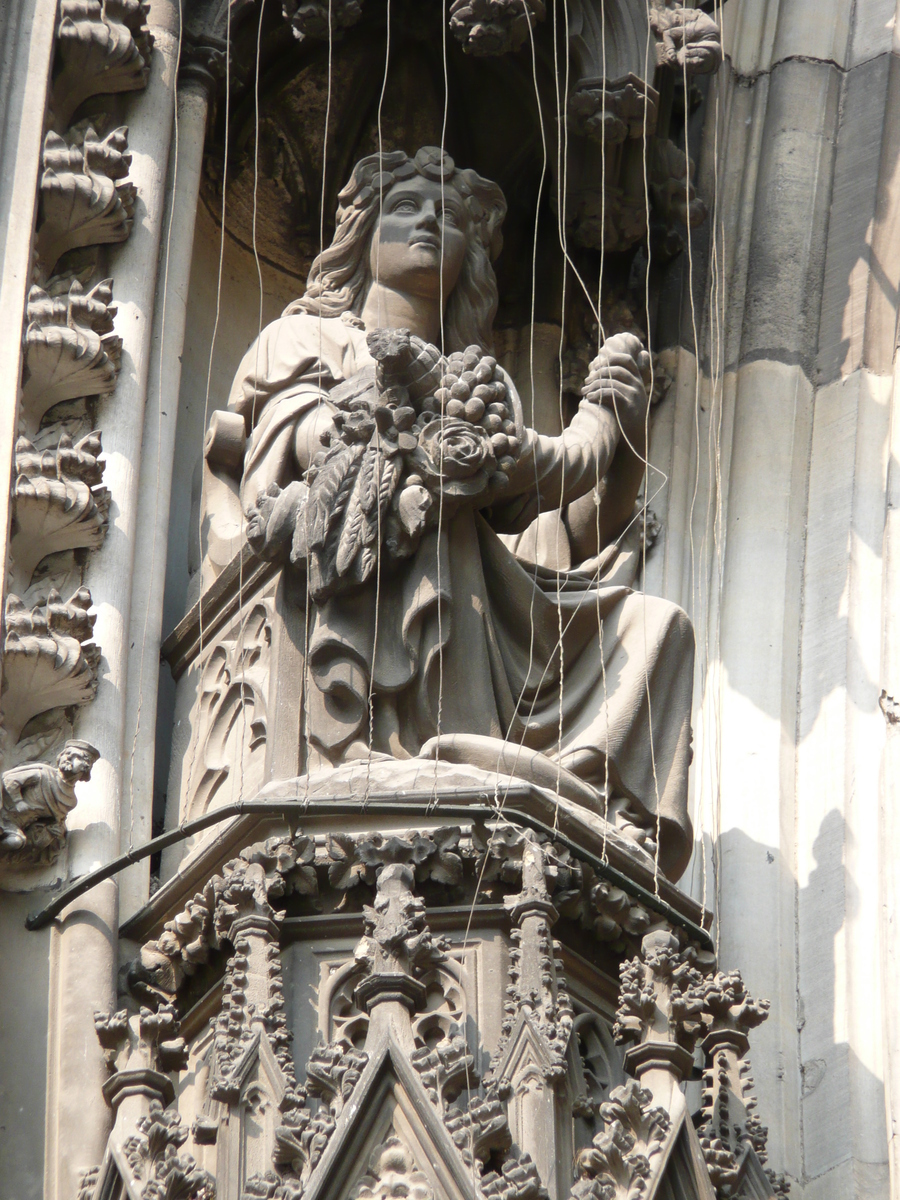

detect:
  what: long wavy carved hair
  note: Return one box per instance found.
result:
[284,147,507,352]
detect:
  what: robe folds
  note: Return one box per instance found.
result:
[228,312,695,879]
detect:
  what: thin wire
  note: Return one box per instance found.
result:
[185,0,232,808]
[238,0,269,810]
[430,0,451,809]
[302,0,334,803]
[640,0,662,895]
[596,0,611,865]
[128,0,183,868]
[551,0,571,827]
[363,0,392,805]
[127,0,183,873]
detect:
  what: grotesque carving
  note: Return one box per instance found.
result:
[22,278,121,431]
[1,588,100,746]
[0,739,98,867]
[649,4,722,76]
[282,0,363,42]
[53,0,153,129]
[448,0,546,56]
[223,145,696,880]
[569,75,659,146]
[11,432,109,591]
[37,125,136,275]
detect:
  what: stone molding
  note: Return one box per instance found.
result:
[0,0,154,874]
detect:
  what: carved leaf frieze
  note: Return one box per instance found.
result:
[37,125,136,276]
[53,0,154,130]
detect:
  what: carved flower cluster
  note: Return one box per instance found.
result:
[290,328,521,600]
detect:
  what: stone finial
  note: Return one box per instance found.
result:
[614,927,710,1093]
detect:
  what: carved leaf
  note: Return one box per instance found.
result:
[1,588,99,744]
[37,128,137,276]
[53,0,153,129]
[23,279,121,430]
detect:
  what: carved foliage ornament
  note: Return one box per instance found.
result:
[124,1100,216,1200]
[129,826,650,1000]
[22,276,122,428]
[1,587,100,745]
[37,124,136,277]
[53,0,154,130]
[12,431,109,592]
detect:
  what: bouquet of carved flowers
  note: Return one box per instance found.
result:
[279,328,524,602]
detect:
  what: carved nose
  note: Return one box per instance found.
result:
[415,201,439,228]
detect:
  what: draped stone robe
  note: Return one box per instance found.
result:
[228,312,695,879]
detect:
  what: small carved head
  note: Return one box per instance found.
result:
[56,739,100,783]
[290,146,507,352]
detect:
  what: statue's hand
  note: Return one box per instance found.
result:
[582,332,651,435]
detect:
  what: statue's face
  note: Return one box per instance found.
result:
[368,176,468,301]
[58,748,93,781]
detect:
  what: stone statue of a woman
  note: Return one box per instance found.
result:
[226,146,695,880]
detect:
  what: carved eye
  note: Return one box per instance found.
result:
[440,206,461,228]
[392,198,419,215]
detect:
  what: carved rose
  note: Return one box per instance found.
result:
[411,418,497,499]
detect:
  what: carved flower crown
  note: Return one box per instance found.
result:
[337,146,507,262]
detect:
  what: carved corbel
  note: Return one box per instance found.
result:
[649,3,722,77]
[1,587,100,746]
[52,0,154,130]
[11,432,109,591]
[282,0,363,42]
[0,738,98,869]
[22,277,121,431]
[448,0,545,56]
[36,126,136,277]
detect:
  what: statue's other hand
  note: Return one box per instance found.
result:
[582,331,650,433]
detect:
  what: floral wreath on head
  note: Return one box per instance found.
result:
[288,147,507,351]
[339,146,507,260]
